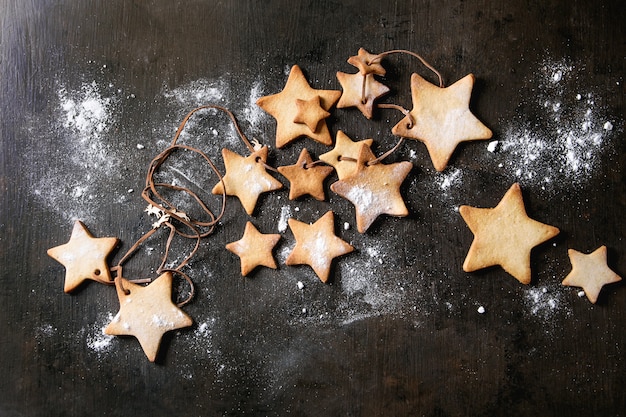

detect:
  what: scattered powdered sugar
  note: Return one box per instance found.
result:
[27,80,126,223]
[438,167,463,192]
[277,206,291,232]
[523,284,572,323]
[85,313,116,355]
[495,57,616,191]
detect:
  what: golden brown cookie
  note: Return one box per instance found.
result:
[285,211,354,283]
[104,272,193,362]
[226,221,281,276]
[47,220,119,293]
[277,148,334,201]
[319,130,374,180]
[336,72,390,119]
[211,146,282,215]
[459,183,560,284]
[330,143,412,233]
[347,48,386,76]
[391,73,493,171]
[562,246,622,303]
[256,65,341,148]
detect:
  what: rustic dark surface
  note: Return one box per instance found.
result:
[1,1,625,416]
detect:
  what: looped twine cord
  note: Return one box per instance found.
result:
[111,104,253,306]
[368,49,444,88]
[361,49,443,124]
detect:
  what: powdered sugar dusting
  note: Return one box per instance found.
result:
[86,313,116,355]
[496,57,616,190]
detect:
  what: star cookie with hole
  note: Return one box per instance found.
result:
[347,48,386,76]
[331,143,412,233]
[256,65,341,148]
[105,272,193,362]
[459,183,560,285]
[319,130,374,180]
[211,146,282,215]
[336,71,390,119]
[277,148,334,201]
[285,211,354,283]
[47,220,119,293]
[391,73,493,171]
[562,246,622,304]
[226,221,281,276]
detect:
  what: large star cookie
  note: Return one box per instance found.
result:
[331,144,412,233]
[459,183,560,284]
[277,148,334,201]
[562,246,622,303]
[336,71,390,119]
[286,211,354,283]
[391,73,492,171]
[256,65,341,148]
[211,146,282,215]
[319,130,374,180]
[47,220,118,293]
[226,221,281,276]
[105,272,192,362]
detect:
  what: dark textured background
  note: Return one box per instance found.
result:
[1,1,625,416]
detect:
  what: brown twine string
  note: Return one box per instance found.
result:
[377,103,415,128]
[368,49,444,87]
[111,104,256,306]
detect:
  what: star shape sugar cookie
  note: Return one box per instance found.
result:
[459,183,560,284]
[104,272,192,362]
[277,148,334,201]
[286,211,354,283]
[562,246,622,304]
[347,48,386,76]
[336,72,390,119]
[256,65,341,148]
[319,130,374,180]
[47,220,119,293]
[391,73,493,171]
[226,221,281,276]
[212,146,283,215]
[331,144,412,233]
[294,96,331,133]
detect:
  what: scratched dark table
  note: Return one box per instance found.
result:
[1,1,625,416]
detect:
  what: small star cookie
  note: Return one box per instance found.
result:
[319,130,374,180]
[391,73,493,171]
[104,272,193,362]
[562,246,622,304]
[211,146,283,215]
[277,148,334,201]
[347,48,386,76]
[256,65,341,148]
[286,211,354,283]
[336,71,390,119]
[331,144,412,233]
[459,183,560,284]
[47,220,119,293]
[226,221,281,276]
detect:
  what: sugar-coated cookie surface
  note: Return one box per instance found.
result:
[211,146,282,215]
[47,220,119,293]
[392,73,492,171]
[226,221,281,276]
[285,211,353,283]
[104,273,193,362]
[331,143,412,234]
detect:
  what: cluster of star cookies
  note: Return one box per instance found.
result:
[219,48,621,303]
[47,48,622,363]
